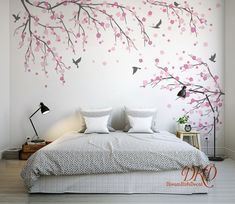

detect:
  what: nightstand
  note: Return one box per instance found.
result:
[176,131,201,150]
[20,141,51,160]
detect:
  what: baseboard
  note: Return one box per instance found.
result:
[200,147,225,156]
[224,147,235,160]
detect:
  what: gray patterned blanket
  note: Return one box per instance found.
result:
[21,131,209,189]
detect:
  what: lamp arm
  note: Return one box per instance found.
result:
[29,118,38,137]
[29,107,41,118]
[29,106,41,137]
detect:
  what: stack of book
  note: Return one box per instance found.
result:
[2,148,21,160]
[27,141,46,145]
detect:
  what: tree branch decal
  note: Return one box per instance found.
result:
[146,0,207,36]
[15,0,150,83]
[14,0,209,84]
[141,54,224,134]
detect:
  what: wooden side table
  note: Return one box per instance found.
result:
[20,141,51,160]
[176,131,201,150]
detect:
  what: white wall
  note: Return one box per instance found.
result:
[9,0,225,156]
[0,0,10,157]
[225,0,235,160]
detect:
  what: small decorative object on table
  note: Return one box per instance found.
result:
[176,115,189,131]
[184,124,192,132]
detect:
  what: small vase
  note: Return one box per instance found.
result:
[177,123,185,131]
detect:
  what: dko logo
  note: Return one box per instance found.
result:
[181,163,217,188]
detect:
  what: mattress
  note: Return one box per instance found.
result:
[30,170,210,194]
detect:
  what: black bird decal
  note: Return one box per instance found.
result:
[174,2,180,7]
[72,57,82,68]
[209,53,216,63]
[151,19,162,29]
[132,66,141,75]
[12,13,20,23]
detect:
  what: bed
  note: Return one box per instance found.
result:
[21,131,211,194]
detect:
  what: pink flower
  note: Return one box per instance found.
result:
[96,33,101,38]
[190,98,195,104]
[143,80,148,87]
[148,11,152,16]
[155,58,159,63]
[189,77,193,81]
[191,27,196,33]
[203,76,207,81]
[184,64,189,69]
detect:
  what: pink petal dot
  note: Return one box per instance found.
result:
[203,42,208,47]
[184,64,189,69]
[170,20,174,24]
[143,80,148,87]
[139,58,143,63]
[148,11,152,16]
[203,76,207,81]
[160,50,165,55]
[189,77,193,81]
[191,27,196,33]
[192,55,197,60]
[96,32,101,38]
[155,58,159,63]
[148,41,152,45]
[142,17,146,22]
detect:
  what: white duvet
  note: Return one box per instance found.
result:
[21,131,209,189]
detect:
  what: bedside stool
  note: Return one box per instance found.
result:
[20,141,51,160]
[176,131,201,150]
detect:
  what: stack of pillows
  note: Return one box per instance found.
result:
[80,107,158,134]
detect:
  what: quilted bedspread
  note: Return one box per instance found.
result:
[21,131,209,189]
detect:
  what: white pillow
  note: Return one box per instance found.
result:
[128,115,153,133]
[124,107,158,132]
[81,107,115,132]
[84,115,110,134]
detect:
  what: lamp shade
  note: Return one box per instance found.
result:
[177,86,187,98]
[40,102,50,114]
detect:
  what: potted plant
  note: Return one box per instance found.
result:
[177,115,189,131]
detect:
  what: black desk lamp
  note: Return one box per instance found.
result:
[177,86,224,161]
[29,102,50,143]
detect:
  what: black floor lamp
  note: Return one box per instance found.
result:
[177,86,224,161]
[29,102,50,143]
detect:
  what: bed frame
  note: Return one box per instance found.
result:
[29,170,209,194]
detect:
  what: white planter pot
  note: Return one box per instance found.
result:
[177,124,185,131]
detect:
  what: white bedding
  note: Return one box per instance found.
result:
[21,131,209,190]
